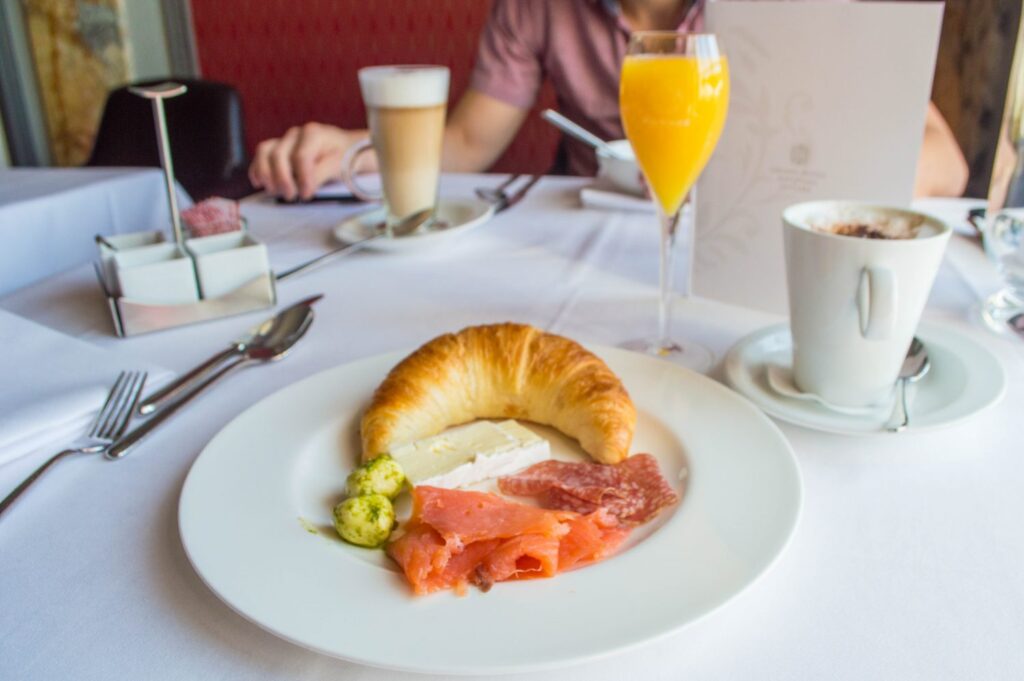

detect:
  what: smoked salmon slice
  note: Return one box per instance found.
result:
[387,486,627,595]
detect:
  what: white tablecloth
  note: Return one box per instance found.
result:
[1,175,1022,680]
[0,168,192,295]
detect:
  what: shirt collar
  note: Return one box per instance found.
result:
[592,0,705,33]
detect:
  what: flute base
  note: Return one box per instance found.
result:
[621,337,714,373]
[980,290,1024,336]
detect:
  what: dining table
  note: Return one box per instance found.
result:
[0,167,192,296]
[1,173,1022,680]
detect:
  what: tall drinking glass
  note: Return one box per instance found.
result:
[620,33,729,368]
[980,18,1024,334]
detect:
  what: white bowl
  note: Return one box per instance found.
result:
[596,139,644,196]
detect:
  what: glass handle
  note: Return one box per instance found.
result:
[341,139,381,202]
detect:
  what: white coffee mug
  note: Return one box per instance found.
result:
[782,201,950,408]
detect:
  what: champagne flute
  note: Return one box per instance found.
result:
[619,32,729,368]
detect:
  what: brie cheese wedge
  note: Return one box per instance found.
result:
[388,420,550,489]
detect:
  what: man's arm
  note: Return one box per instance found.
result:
[441,89,530,172]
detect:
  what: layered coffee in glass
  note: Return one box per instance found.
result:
[345,66,450,227]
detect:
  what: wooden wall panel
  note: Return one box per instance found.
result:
[932,0,1022,197]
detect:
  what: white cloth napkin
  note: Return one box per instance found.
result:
[0,310,170,468]
[579,180,655,213]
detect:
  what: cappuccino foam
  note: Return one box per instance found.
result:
[808,209,925,240]
[359,66,450,109]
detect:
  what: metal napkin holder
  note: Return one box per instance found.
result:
[94,82,278,337]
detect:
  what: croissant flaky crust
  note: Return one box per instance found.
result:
[361,323,636,464]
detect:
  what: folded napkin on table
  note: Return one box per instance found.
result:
[0,310,171,468]
[580,180,654,213]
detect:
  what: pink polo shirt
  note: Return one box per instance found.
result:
[470,0,705,176]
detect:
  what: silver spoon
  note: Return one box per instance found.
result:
[886,337,931,433]
[540,109,630,160]
[274,208,431,281]
[105,299,317,459]
[137,294,323,415]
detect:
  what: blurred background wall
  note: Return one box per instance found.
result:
[0,0,172,167]
[0,0,1021,194]
[188,0,558,174]
[931,0,1022,198]
[0,108,9,167]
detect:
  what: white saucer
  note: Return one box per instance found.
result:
[723,323,1006,435]
[332,198,495,252]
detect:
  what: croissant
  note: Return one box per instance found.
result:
[361,323,636,464]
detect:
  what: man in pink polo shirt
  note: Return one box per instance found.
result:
[249,0,968,200]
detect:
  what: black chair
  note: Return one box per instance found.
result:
[86,78,254,201]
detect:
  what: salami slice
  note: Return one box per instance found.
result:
[498,459,626,504]
[499,454,680,526]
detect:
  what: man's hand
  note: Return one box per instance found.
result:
[248,122,361,200]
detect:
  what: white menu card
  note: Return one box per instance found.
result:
[694,1,945,313]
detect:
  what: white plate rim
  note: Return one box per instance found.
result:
[331,198,495,252]
[722,322,1007,436]
[179,345,803,675]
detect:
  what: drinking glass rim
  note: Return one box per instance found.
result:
[783,201,951,243]
[626,31,722,55]
[357,64,450,76]
[628,30,718,39]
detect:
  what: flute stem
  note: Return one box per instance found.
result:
[656,203,682,354]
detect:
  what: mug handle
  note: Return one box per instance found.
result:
[857,266,897,340]
[340,138,381,202]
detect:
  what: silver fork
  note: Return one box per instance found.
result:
[475,174,542,213]
[0,370,147,517]
[475,174,522,204]
[496,174,542,213]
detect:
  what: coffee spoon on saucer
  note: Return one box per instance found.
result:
[274,208,431,281]
[886,338,931,433]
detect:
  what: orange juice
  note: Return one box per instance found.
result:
[620,55,729,215]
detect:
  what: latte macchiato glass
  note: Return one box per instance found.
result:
[343,66,449,226]
[783,201,950,408]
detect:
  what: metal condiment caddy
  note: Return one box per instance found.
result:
[94,82,278,337]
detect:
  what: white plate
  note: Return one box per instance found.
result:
[332,198,495,252]
[179,346,802,675]
[723,323,1006,436]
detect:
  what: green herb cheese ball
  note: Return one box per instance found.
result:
[333,494,395,548]
[345,454,405,499]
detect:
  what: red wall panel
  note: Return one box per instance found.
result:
[190,0,559,174]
